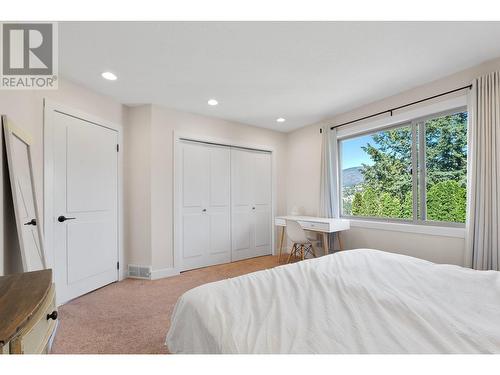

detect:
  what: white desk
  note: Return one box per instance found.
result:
[275,216,350,260]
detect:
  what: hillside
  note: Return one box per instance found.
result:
[342,166,363,187]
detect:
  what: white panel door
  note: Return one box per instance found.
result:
[231,149,272,261]
[208,147,232,261]
[180,142,231,271]
[53,112,118,304]
[253,152,272,256]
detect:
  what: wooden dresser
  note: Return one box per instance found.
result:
[0,269,57,354]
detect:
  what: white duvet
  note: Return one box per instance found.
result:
[166,249,500,354]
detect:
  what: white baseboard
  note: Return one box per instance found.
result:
[150,267,180,280]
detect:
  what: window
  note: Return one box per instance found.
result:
[339,108,467,225]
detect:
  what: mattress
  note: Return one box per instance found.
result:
[166,249,500,353]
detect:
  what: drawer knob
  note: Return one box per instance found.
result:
[47,310,58,321]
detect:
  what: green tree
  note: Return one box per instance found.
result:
[342,199,353,215]
[401,191,413,219]
[425,113,468,187]
[379,193,401,218]
[361,187,379,216]
[427,180,466,223]
[361,126,413,202]
[351,192,363,216]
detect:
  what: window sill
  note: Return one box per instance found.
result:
[348,219,465,239]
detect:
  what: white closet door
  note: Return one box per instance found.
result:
[231,148,272,261]
[208,147,232,264]
[231,149,254,261]
[180,142,231,271]
[253,152,272,256]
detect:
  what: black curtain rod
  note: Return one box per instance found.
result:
[323,84,472,133]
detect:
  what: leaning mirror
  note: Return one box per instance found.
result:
[2,115,46,271]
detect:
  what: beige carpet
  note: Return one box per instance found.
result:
[51,255,280,354]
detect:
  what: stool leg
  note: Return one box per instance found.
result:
[337,232,344,251]
[287,243,296,264]
[310,243,317,258]
[322,232,329,256]
[278,226,285,263]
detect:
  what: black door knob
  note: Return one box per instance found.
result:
[46,310,58,320]
[58,216,76,222]
[24,218,37,226]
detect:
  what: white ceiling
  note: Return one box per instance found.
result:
[59,22,500,132]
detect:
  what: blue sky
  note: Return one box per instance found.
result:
[341,134,375,169]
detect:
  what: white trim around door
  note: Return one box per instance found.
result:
[43,100,124,304]
[173,131,277,273]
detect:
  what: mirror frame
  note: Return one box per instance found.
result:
[2,115,47,271]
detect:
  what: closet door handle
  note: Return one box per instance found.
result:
[202,209,207,212]
[24,218,37,226]
[252,207,256,210]
[58,215,76,223]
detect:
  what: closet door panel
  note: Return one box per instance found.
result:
[253,152,272,256]
[254,210,271,248]
[254,152,272,205]
[231,150,253,205]
[182,143,209,207]
[181,142,209,270]
[210,147,231,207]
[182,214,209,259]
[207,147,231,264]
[231,149,254,261]
[209,212,231,255]
[181,142,232,270]
[231,149,272,261]
[231,212,252,251]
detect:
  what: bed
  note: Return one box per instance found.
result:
[165,249,500,354]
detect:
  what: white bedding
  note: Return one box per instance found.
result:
[165,249,500,354]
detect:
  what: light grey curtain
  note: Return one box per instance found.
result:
[465,71,500,270]
[319,127,339,252]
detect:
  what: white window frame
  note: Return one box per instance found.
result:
[336,95,468,233]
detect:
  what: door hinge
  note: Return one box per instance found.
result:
[117,261,120,270]
[116,144,119,152]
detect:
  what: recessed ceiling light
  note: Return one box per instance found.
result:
[276,117,286,123]
[207,99,218,106]
[101,71,117,81]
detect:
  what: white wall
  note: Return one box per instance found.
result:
[0,79,124,276]
[286,57,500,266]
[123,105,151,267]
[124,104,288,274]
[343,227,465,265]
